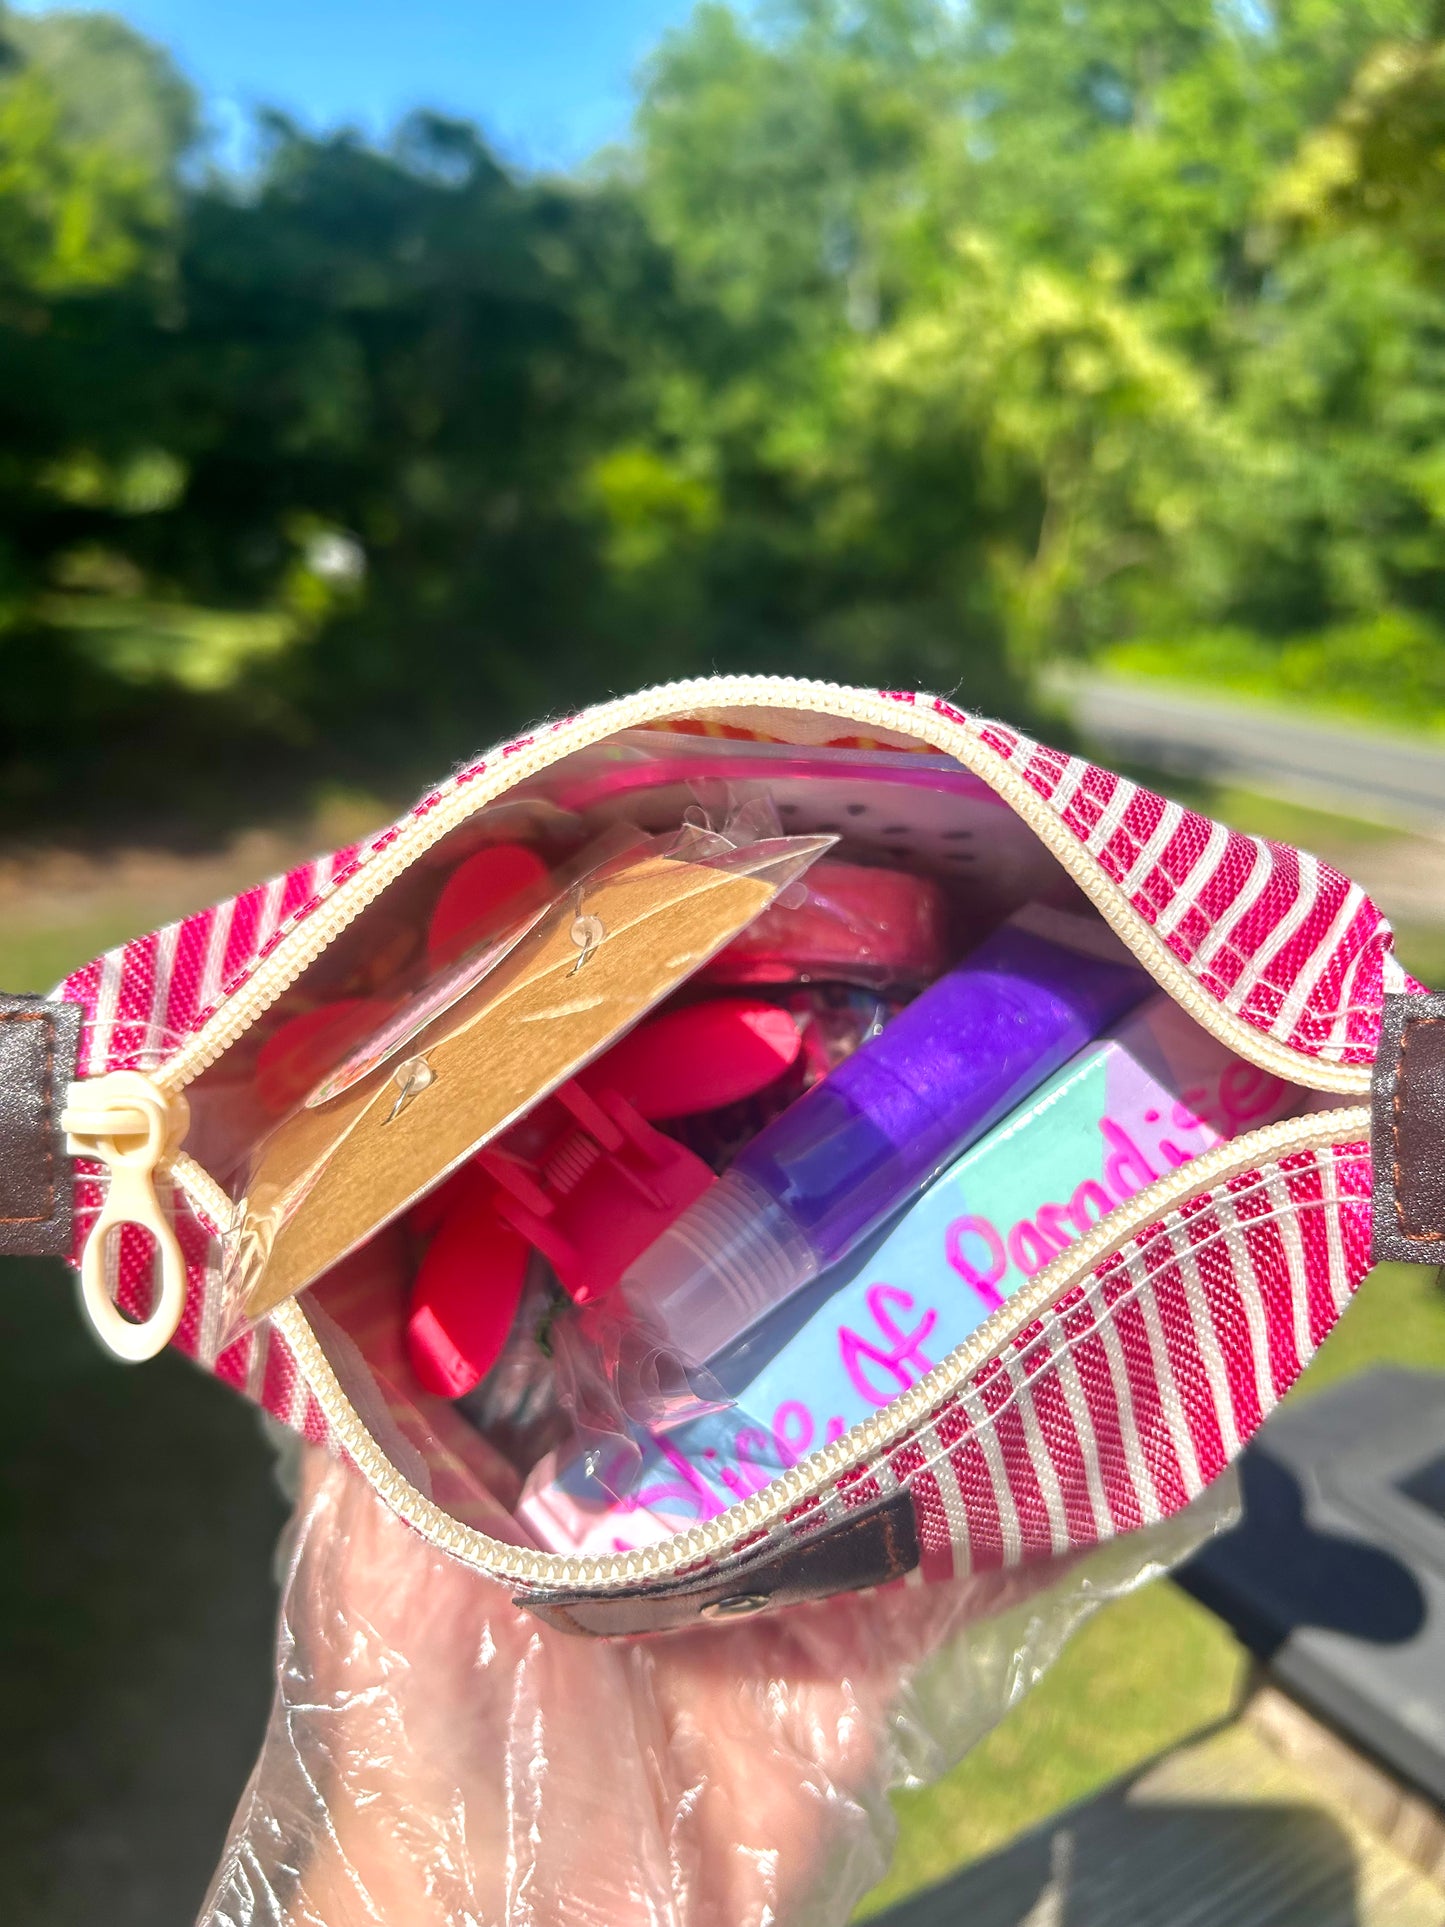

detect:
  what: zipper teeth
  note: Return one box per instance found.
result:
[205,1102,1368,1591]
[153,675,1373,1098]
[171,1150,236,1237]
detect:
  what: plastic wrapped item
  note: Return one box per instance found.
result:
[530,727,1065,928]
[551,905,1147,1447]
[219,818,832,1337]
[609,905,1148,1378]
[452,1261,571,1477]
[700,856,950,989]
[404,994,809,1397]
[199,1446,1238,1927]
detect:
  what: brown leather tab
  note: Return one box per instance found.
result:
[1373,990,1445,1263]
[517,1489,919,1637]
[0,995,82,1257]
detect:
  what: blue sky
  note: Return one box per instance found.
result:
[18,1,705,169]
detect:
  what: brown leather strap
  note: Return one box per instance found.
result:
[516,1489,919,1636]
[0,994,83,1258]
[1372,990,1445,1263]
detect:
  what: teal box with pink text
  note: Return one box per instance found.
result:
[519,993,1301,1555]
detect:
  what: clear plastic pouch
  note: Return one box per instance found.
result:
[523,975,1312,1559]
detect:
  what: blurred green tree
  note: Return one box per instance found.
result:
[2,0,1445,831]
[0,6,202,821]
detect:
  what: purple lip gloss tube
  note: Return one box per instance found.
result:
[613,904,1148,1365]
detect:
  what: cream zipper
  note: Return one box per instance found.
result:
[65,673,1380,1558]
[265,1102,1371,1589]
[61,1073,192,1362]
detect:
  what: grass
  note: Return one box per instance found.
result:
[1392,924,1445,992]
[0,911,168,995]
[1090,753,1401,852]
[0,786,392,995]
[1183,783,1397,852]
[861,1584,1247,1914]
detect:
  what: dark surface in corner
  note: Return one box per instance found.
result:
[0,1257,286,1927]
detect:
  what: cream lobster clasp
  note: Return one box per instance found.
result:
[61,1071,191,1362]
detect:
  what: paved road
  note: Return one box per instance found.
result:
[1053,674,1445,832]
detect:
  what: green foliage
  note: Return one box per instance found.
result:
[1271,28,1445,272]
[3,0,1445,829]
[837,239,1236,666]
[1106,608,1445,729]
[0,6,190,299]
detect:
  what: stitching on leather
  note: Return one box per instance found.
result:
[0,1010,55,1224]
[1394,1016,1445,1242]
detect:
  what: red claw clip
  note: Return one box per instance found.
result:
[255,997,398,1116]
[405,997,803,1397]
[477,1081,714,1307]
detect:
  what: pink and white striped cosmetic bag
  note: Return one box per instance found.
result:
[4,676,1433,1637]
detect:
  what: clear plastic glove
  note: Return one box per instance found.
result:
[200,1448,1233,1927]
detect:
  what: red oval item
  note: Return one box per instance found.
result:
[585,997,802,1120]
[254,997,396,1116]
[427,842,550,966]
[702,858,947,987]
[407,1199,530,1397]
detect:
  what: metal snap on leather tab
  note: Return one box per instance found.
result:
[1372,991,1445,1263]
[519,1489,921,1635]
[701,1592,770,1619]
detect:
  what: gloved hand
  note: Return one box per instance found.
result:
[199,1446,1230,1927]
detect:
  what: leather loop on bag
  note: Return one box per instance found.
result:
[517,1489,920,1636]
[0,993,83,1258]
[1372,990,1445,1263]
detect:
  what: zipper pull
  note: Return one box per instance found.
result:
[61,1071,192,1362]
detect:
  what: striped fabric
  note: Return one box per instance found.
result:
[54,686,1389,1587]
[62,844,363,1080]
[933,700,1389,1067]
[792,1139,1372,1583]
